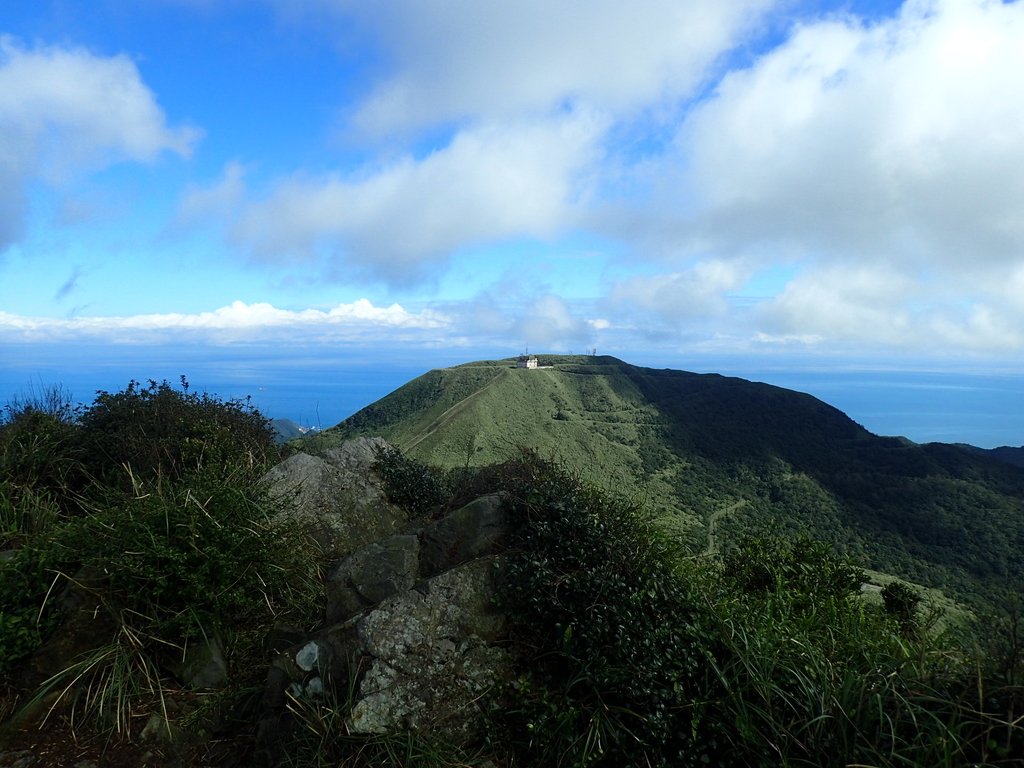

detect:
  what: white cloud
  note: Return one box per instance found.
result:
[0,37,198,250]
[674,0,1024,270]
[231,111,605,282]
[608,260,749,322]
[176,161,247,226]
[317,0,776,134]
[759,264,918,345]
[0,299,449,343]
[594,0,1024,355]
[757,262,1024,353]
[513,294,592,349]
[441,289,597,350]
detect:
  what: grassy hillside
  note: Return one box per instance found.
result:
[315,355,1024,601]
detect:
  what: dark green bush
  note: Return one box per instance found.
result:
[56,462,312,642]
[881,580,922,630]
[1,389,88,538]
[486,456,1022,768]
[373,444,451,517]
[77,378,277,487]
[722,533,865,602]
[0,380,319,734]
[0,546,62,676]
[494,457,728,767]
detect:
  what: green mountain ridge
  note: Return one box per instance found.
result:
[313,355,1024,602]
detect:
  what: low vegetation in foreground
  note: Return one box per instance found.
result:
[0,382,1021,766]
[0,381,322,763]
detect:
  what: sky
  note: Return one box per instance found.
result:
[2,0,1024,440]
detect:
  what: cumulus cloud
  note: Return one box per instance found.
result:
[759,264,919,346]
[608,260,750,322]
[444,289,597,351]
[176,161,247,226]
[183,1,777,287]
[331,0,776,134]
[594,0,1024,355]
[231,112,604,282]
[513,294,593,349]
[755,262,1024,353]
[0,37,198,251]
[0,299,449,343]
[674,0,1024,267]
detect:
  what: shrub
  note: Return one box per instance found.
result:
[488,457,1023,767]
[881,580,922,631]
[1,387,88,538]
[58,463,306,640]
[0,546,62,676]
[373,445,451,517]
[494,457,727,767]
[77,378,278,487]
[0,380,319,738]
[722,533,865,601]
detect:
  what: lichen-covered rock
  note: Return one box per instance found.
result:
[322,437,388,473]
[262,438,407,558]
[326,534,420,624]
[173,633,228,690]
[420,493,507,575]
[348,556,510,739]
[260,490,515,753]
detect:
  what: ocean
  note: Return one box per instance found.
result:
[734,368,1024,448]
[2,344,1022,448]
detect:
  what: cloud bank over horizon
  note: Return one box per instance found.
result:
[4,0,1024,361]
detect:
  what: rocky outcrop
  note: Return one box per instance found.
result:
[346,556,510,737]
[262,437,408,558]
[326,535,420,624]
[324,494,506,625]
[259,491,513,756]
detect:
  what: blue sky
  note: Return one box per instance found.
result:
[3,0,1024,421]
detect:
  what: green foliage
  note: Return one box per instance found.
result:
[722,533,864,600]
[56,463,309,641]
[4,365,1024,765]
[0,546,61,676]
[373,444,451,517]
[488,456,1023,768]
[77,377,278,487]
[881,580,922,629]
[495,457,727,767]
[0,379,321,742]
[1,388,88,541]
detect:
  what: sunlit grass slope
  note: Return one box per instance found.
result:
[314,355,1024,601]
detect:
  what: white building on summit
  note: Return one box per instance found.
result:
[516,355,539,369]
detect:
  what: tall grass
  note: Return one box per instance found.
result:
[0,380,323,756]
[1,385,87,543]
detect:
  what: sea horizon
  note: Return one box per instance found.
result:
[2,344,1022,450]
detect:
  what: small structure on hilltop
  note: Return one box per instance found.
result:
[516,355,539,369]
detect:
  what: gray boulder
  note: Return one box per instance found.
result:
[261,492,515,750]
[165,633,228,690]
[326,534,420,624]
[263,438,407,558]
[420,493,508,575]
[348,556,510,738]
